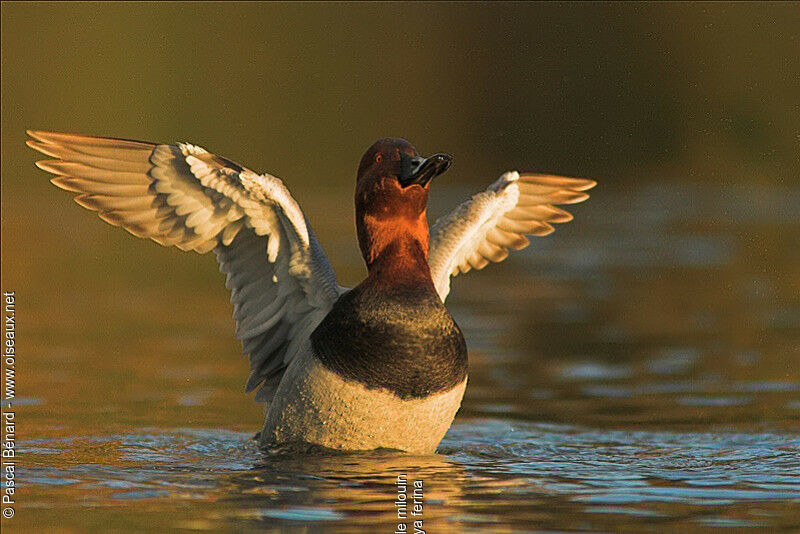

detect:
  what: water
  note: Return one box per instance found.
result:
[4,181,800,531]
[18,423,800,531]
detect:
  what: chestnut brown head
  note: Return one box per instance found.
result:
[354,138,452,268]
[356,138,451,189]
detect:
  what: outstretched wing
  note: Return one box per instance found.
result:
[27,130,342,401]
[428,171,596,301]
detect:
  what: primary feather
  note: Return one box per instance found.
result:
[428,171,596,301]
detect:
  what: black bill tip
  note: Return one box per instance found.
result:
[399,153,452,187]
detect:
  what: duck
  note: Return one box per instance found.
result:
[27,131,595,454]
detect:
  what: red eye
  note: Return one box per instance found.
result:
[375,154,383,164]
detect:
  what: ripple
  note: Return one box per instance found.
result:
[560,362,632,380]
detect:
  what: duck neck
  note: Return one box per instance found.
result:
[357,204,433,283]
[365,233,434,289]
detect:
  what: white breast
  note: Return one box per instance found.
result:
[260,346,467,454]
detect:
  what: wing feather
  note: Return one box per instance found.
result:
[428,171,595,301]
[28,130,342,401]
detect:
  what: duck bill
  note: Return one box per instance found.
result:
[399,153,452,187]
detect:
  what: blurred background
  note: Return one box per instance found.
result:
[3,2,799,283]
[1,3,799,532]
[2,2,798,282]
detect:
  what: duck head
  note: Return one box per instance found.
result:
[355,138,452,270]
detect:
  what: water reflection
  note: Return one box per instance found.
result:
[233,448,472,531]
